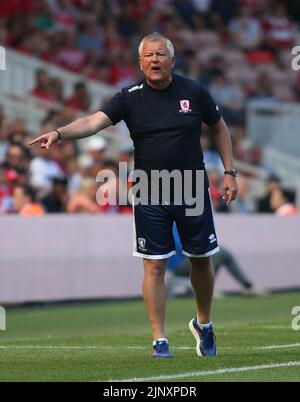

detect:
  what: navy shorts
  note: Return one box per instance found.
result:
[133,183,219,259]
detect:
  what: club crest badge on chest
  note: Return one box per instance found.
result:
[179,99,192,113]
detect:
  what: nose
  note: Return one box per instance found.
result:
[151,53,159,62]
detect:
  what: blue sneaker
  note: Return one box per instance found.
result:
[152,340,174,358]
[189,318,217,356]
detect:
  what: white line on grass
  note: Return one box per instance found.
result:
[255,343,300,350]
[111,361,300,382]
[0,345,145,350]
[0,343,299,351]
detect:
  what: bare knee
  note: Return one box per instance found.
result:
[190,256,213,270]
[144,259,166,281]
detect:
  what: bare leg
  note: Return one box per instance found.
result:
[189,256,215,324]
[143,258,167,340]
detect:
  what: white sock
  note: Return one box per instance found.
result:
[197,318,212,329]
[153,338,168,346]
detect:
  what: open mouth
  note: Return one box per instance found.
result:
[151,66,161,71]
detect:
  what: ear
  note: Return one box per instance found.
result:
[138,57,143,71]
[171,56,176,69]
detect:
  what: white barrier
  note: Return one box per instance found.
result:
[0,214,299,303]
[247,100,300,187]
[0,48,114,111]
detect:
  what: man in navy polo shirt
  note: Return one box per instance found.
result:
[29,32,238,358]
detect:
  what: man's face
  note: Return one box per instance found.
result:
[6,145,24,168]
[13,187,28,211]
[139,40,176,86]
[270,189,284,211]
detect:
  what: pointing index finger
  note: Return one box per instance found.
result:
[28,136,44,146]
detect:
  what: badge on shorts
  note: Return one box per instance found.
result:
[138,238,147,252]
[179,99,192,113]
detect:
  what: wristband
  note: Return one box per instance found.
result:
[55,129,62,141]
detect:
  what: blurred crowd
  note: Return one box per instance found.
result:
[0,0,299,215]
[1,0,300,108]
[0,105,297,216]
[0,103,136,215]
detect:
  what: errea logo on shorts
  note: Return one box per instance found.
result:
[209,234,216,244]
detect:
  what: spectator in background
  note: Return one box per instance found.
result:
[285,0,300,24]
[295,73,300,102]
[261,2,296,51]
[54,30,86,73]
[31,68,55,102]
[250,71,275,100]
[103,19,125,64]
[211,0,239,25]
[229,6,262,51]
[55,105,78,129]
[0,107,10,163]
[76,15,104,53]
[172,0,197,28]
[199,55,224,86]
[208,168,229,212]
[65,81,91,112]
[49,77,64,103]
[191,0,212,15]
[181,50,201,81]
[13,184,45,216]
[166,224,260,297]
[32,0,54,32]
[0,141,31,213]
[117,144,134,171]
[14,166,30,186]
[49,0,77,31]
[209,72,245,124]
[256,174,281,213]
[41,176,69,213]
[0,166,11,213]
[8,119,28,144]
[116,1,140,38]
[40,109,61,135]
[64,155,87,194]
[109,48,139,88]
[201,133,223,172]
[29,142,64,193]
[83,59,111,84]
[85,136,107,176]
[1,143,28,171]
[270,187,297,217]
[67,177,100,213]
[241,0,270,15]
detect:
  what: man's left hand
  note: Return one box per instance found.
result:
[222,175,238,206]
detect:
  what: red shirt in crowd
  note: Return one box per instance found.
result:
[0,0,34,18]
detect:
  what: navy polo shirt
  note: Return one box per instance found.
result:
[101,73,221,174]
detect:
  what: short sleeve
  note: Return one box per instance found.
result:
[200,86,221,126]
[100,91,125,125]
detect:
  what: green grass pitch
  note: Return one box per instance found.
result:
[0,292,300,382]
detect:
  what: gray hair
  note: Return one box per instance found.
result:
[138,32,175,57]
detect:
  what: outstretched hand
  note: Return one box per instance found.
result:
[28,131,60,150]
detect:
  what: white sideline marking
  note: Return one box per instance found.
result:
[112,361,300,382]
[255,343,300,350]
[0,343,299,351]
[0,345,144,350]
